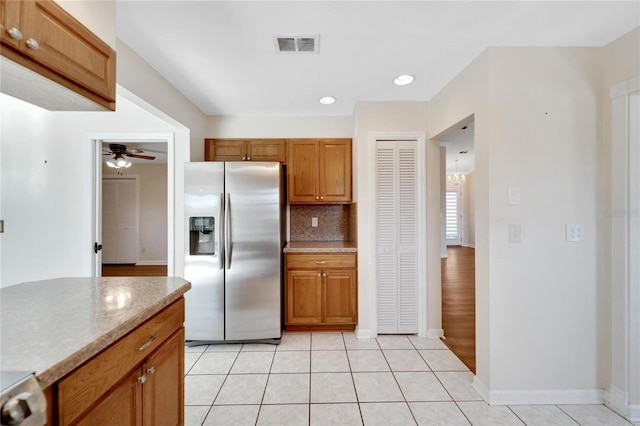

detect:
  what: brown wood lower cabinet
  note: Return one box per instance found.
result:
[285,253,357,331]
[54,298,185,425]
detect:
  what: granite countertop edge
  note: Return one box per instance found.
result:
[37,284,190,389]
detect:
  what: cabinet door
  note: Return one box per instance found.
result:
[286,270,322,324]
[248,139,286,162]
[288,140,319,203]
[319,139,352,203]
[143,328,185,426]
[0,0,21,49]
[323,269,357,324]
[19,0,116,102]
[75,369,142,426]
[205,139,247,161]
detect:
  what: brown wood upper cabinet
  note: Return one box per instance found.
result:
[0,0,116,110]
[287,138,352,204]
[205,139,286,162]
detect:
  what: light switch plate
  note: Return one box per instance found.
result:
[311,217,318,227]
[508,187,521,205]
[566,223,585,242]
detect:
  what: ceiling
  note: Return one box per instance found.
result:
[441,123,474,174]
[116,1,639,117]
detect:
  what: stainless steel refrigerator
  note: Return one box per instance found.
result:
[184,162,284,343]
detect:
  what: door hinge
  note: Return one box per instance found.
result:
[94,242,103,253]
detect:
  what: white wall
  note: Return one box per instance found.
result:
[351,101,441,337]
[0,94,176,287]
[463,172,475,247]
[103,163,168,265]
[207,115,353,139]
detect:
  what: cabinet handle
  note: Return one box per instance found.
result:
[137,374,147,384]
[136,335,157,351]
[146,366,156,375]
[26,38,39,50]
[315,261,327,265]
[7,27,23,40]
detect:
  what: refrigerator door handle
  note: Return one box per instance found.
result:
[218,193,224,269]
[225,193,231,269]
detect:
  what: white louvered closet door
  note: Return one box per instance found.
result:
[376,140,418,334]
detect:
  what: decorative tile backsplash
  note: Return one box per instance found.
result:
[290,204,354,241]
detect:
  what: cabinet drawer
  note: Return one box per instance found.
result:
[57,298,184,425]
[287,254,356,269]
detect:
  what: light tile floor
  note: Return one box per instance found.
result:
[184,332,635,426]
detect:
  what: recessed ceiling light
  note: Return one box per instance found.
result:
[394,74,415,86]
[319,96,336,105]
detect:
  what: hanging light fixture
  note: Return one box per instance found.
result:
[106,154,131,175]
[447,159,466,185]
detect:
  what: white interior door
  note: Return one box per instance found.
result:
[102,177,139,264]
[375,140,418,334]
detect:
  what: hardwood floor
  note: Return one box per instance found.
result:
[102,264,167,277]
[441,246,476,373]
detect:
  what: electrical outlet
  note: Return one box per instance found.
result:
[141,247,146,254]
[566,223,585,242]
[508,224,521,243]
[311,217,318,228]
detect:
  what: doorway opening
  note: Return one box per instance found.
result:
[91,133,174,278]
[438,119,476,373]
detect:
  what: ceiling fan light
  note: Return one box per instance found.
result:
[116,157,128,167]
[106,160,117,168]
[124,162,132,168]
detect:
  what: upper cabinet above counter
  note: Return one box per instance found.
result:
[0,0,116,111]
[204,138,352,204]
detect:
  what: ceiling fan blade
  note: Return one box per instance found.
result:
[126,149,144,154]
[126,154,156,160]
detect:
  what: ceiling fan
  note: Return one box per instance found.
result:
[103,143,156,170]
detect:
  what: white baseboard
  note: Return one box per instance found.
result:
[629,404,640,422]
[427,328,444,338]
[135,260,168,266]
[472,376,490,403]
[355,327,375,339]
[462,243,476,249]
[605,385,629,418]
[486,388,604,406]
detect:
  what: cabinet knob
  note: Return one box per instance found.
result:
[26,38,39,50]
[247,157,251,160]
[146,366,156,375]
[242,156,247,160]
[137,375,147,384]
[322,272,327,277]
[315,196,320,200]
[7,27,23,40]
[320,196,324,200]
[317,273,321,277]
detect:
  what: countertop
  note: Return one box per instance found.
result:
[283,241,358,253]
[0,277,191,389]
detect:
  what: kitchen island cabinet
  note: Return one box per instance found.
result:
[287,139,352,204]
[0,277,190,425]
[285,252,357,331]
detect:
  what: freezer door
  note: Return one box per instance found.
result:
[224,162,282,340]
[184,162,225,341]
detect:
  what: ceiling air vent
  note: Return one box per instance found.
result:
[275,35,319,53]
